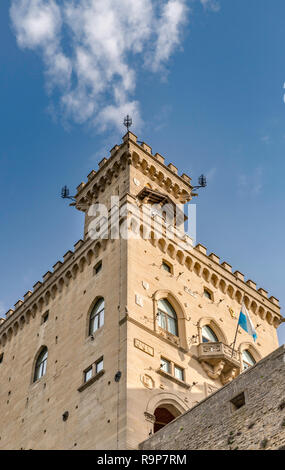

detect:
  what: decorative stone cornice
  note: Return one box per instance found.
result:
[131,211,282,326]
[0,236,110,346]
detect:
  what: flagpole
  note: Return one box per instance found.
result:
[231,298,243,357]
[231,319,239,357]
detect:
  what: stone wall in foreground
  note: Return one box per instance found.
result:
[140,345,285,450]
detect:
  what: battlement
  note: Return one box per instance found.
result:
[1,208,282,340]
[74,132,193,211]
[0,133,282,343]
[0,236,98,340]
[193,244,280,309]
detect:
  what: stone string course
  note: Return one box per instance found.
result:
[140,345,285,450]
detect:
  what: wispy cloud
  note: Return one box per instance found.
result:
[206,167,216,182]
[200,0,220,12]
[9,0,186,131]
[150,104,172,132]
[10,0,217,132]
[237,167,263,197]
[261,135,270,144]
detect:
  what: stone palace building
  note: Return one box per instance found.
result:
[0,131,283,449]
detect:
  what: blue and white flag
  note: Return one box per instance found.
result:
[238,302,257,341]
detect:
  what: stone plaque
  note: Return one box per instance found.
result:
[140,374,154,389]
[134,338,154,357]
[184,286,197,297]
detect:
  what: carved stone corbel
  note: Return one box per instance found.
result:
[201,360,225,380]
[144,412,156,424]
[221,368,238,385]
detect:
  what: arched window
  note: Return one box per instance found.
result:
[157,299,178,336]
[89,298,104,335]
[202,325,218,343]
[34,347,48,382]
[242,350,256,370]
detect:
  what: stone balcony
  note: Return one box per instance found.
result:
[198,342,241,385]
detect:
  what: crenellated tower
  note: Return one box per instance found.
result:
[0,132,283,450]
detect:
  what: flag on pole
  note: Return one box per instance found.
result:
[238,302,257,342]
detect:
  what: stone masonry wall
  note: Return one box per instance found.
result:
[140,345,285,450]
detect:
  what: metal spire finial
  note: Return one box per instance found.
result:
[123,115,132,131]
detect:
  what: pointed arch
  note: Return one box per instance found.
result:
[185,256,193,271]
[86,297,105,337]
[194,262,201,277]
[211,273,219,288]
[266,311,273,325]
[239,342,261,370]
[158,238,166,253]
[202,268,210,282]
[197,317,228,345]
[153,290,188,349]
[235,290,242,304]
[219,279,227,294]
[33,346,48,383]
[250,300,258,315]
[94,241,102,258]
[227,285,234,299]
[157,299,178,336]
[176,250,184,265]
[244,295,250,309]
[258,306,266,320]
[166,243,175,259]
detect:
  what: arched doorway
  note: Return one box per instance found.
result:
[153,404,181,433]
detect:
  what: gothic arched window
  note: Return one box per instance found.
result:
[157,299,178,336]
[89,298,104,335]
[202,325,219,343]
[242,349,256,370]
[34,347,48,382]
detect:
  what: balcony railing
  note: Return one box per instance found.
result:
[198,342,241,364]
[198,342,241,385]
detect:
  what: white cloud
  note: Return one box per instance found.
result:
[10,0,61,48]
[149,0,188,73]
[200,0,220,12]
[10,0,217,132]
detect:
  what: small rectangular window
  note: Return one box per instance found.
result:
[231,392,245,411]
[174,365,184,381]
[160,358,171,374]
[84,367,93,383]
[162,261,172,273]
[94,261,102,275]
[41,311,49,324]
[96,358,104,374]
[204,289,212,300]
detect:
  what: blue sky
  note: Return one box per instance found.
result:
[0,0,284,344]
